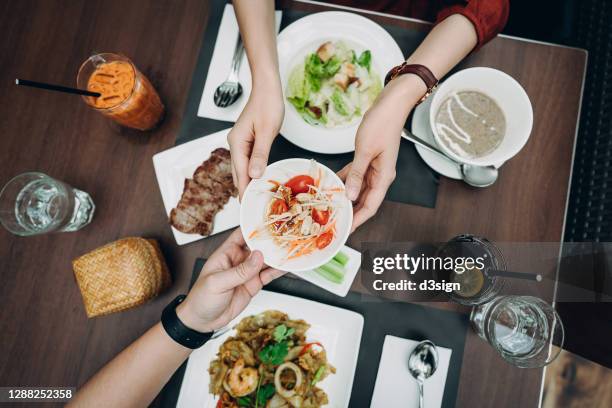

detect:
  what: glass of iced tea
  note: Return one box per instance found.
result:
[77,53,164,131]
[436,234,507,305]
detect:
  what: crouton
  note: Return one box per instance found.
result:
[316,41,335,62]
[333,72,349,91]
[341,62,356,78]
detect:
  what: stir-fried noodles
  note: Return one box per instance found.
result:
[209,310,335,408]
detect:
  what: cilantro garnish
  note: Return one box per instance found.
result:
[258,341,288,366]
[256,384,276,406]
[258,324,295,366]
[273,324,295,343]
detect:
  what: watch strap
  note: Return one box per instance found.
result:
[384,63,439,105]
[161,295,213,349]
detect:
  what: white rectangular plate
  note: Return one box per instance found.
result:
[297,245,361,297]
[177,290,364,408]
[197,4,282,122]
[370,335,452,408]
[152,128,238,245]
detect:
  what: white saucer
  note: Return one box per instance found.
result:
[410,91,462,179]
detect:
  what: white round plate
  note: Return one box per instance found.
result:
[277,11,404,154]
[240,159,352,272]
[410,91,463,179]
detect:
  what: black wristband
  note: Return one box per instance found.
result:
[161,295,213,349]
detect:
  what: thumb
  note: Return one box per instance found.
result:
[248,131,275,179]
[345,148,372,201]
[212,251,265,292]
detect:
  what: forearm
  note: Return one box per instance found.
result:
[382,14,479,117]
[407,14,478,81]
[233,0,280,90]
[69,323,191,408]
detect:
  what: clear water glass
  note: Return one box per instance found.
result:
[470,296,564,368]
[0,172,95,236]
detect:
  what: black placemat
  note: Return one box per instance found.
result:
[176,0,439,208]
[157,258,468,407]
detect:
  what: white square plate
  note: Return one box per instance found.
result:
[176,290,364,408]
[152,128,239,245]
[370,336,452,408]
[197,4,282,122]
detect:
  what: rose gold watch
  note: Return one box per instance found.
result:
[384,63,439,105]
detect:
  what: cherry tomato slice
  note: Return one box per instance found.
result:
[316,231,334,249]
[312,209,330,225]
[270,199,289,215]
[285,175,315,195]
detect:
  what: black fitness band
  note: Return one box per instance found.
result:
[161,295,213,349]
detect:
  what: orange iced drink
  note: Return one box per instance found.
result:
[87,61,135,109]
[78,53,164,131]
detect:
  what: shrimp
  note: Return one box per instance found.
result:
[223,358,259,397]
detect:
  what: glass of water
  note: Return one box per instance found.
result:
[0,172,95,236]
[470,296,564,368]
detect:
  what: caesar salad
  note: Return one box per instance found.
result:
[286,40,382,128]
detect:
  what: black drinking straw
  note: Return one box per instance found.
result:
[486,269,543,282]
[15,79,101,97]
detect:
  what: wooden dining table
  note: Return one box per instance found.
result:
[0,0,587,407]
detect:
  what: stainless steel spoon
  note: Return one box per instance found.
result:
[214,35,244,107]
[408,340,439,408]
[401,129,499,188]
[460,163,499,188]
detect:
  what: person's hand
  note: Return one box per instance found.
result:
[228,83,284,198]
[339,75,425,230]
[176,229,284,333]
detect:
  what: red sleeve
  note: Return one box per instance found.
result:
[435,0,510,51]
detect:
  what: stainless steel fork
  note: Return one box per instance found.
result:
[213,35,244,107]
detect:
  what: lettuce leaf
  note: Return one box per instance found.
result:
[287,96,307,110]
[357,50,371,71]
[324,56,341,76]
[331,90,349,116]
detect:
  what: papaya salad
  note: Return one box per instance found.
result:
[248,161,344,261]
[209,310,335,408]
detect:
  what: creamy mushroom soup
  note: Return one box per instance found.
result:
[434,91,506,159]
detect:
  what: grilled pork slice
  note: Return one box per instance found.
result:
[194,148,233,184]
[169,148,236,236]
[169,207,205,234]
[194,148,237,197]
[193,173,233,200]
